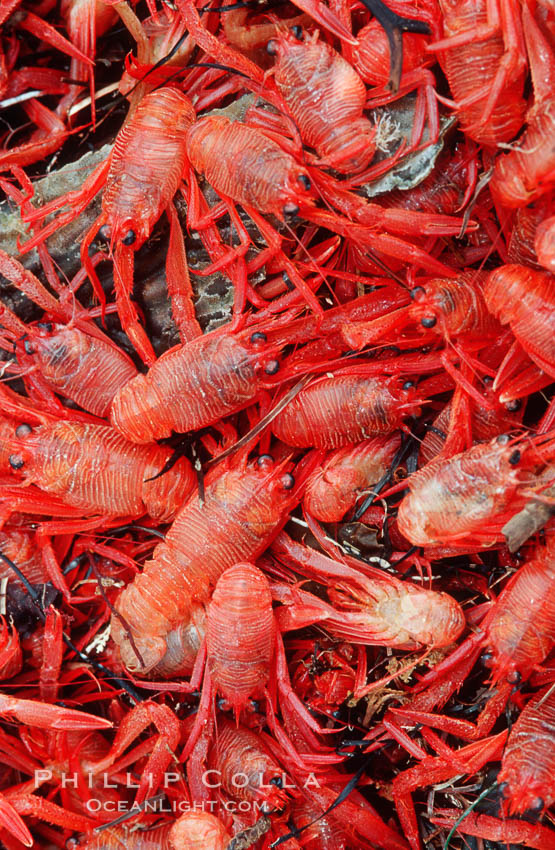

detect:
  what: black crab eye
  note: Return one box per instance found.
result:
[421,315,437,328]
[15,423,32,438]
[283,202,299,217]
[264,359,280,375]
[505,398,522,412]
[497,433,510,445]
[267,39,278,55]
[122,229,136,246]
[403,380,415,390]
[24,340,35,355]
[37,322,53,333]
[291,25,303,40]
[9,454,25,469]
[530,797,544,812]
[508,449,521,465]
[298,174,311,191]
[410,286,425,300]
[507,670,521,685]
[282,271,294,291]
[250,331,267,345]
[98,224,111,242]
[281,473,295,490]
[257,454,274,468]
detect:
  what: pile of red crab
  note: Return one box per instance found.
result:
[0,0,554,848]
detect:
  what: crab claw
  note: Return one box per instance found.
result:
[0,695,112,730]
[0,797,32,848]
[291,0,357,44]
[14,10,94,65]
